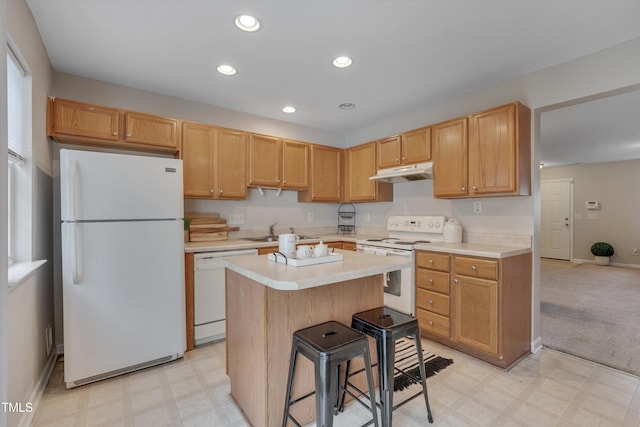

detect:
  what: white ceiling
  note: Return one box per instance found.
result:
[25,0,640,165]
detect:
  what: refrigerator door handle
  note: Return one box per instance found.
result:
[71,223,81,285]
[68,159,78,222]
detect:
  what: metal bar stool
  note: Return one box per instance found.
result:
[342,306,433,426]
[282,320,379,427]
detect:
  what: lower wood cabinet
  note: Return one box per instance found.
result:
[341,241,357,251]
[416,250,531,369]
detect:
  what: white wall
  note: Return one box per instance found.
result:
[4,1,55,426]
[1,1,10,425]
[541,159,640,267]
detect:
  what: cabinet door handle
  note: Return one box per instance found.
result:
[428,320,433,326]
[401,156,406,160]
[112,131,118,136]
[395,158,399,163]
[209,189,214,193]
[283,180,287,184]
[219,189,223,194]
[472,185,478,191]
[454,278,459,283]
[471,265,477,271]
[461,186,466,191]
[126,132,132,137]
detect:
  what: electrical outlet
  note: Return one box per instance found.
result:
[364,213,370,223]
[307,212,313,222]
[633,248,639,256]
[473,201,482,213]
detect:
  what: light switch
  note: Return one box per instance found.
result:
[473,201,482,213]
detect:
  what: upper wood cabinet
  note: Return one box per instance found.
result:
[182,121,246,200]
[344,142,393,202]
[47,97,180,154]
[468,102,530,197]
[248,134,309,190]
[377,126,431,169]
[433,102,530,199]
[48,98,120,141]
[433,117,469,198]
[298,144,342,203]
[248,134,281,187]
[124,112,179,149]
[282,139,309,189]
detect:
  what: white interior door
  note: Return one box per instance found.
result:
[540,179,573,260]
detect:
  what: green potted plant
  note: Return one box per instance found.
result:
[184,217,192,243]
[590,242,614,266]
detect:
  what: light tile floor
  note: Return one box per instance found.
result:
[31,339,640,426]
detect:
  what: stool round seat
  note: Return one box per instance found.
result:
[282,321,379,427]
[348,306,434,426]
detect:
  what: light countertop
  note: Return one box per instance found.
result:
[184,234,371,253]
[220,249,410,291]
[414,242,531,258]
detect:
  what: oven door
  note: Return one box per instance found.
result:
[356,245,415,315]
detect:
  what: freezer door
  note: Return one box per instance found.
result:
[61,220,186,385]
[60,149,183,221]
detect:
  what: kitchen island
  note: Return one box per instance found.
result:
[221,250,409,427]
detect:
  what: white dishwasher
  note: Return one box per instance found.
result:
[194,248,258,345]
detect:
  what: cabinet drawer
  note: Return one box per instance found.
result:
[416,289,449,316]
[415,251,450,272]
[416,308,450,338]
[454,256,498,280]
[416,268,449,294]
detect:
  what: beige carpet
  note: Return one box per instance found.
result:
[540,259,640,376]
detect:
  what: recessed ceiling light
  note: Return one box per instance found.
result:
[217,64,237,76]
[282,106,296,113]
[339,103,356,110]
[235,15,261,32]
[332,56,353,68]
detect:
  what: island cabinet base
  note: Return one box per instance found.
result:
[226,270,384,427]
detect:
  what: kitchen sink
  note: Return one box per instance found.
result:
[242,235,320,242]
[242,236,278,242]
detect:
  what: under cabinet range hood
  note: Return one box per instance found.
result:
[369,161,434,183]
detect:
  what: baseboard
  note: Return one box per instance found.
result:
[573,258,640,269]
[17,351,59,427]
[531,336,543,354]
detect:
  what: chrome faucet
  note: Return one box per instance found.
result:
[269,223,277,238]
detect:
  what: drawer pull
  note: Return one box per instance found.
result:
[428,259,433,264]
[454,278,459,283]
[471,265,477,271]
[428,278,433,283]
[428,299,433,305]
[428,321,433,326]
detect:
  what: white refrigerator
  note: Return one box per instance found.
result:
[60,149,186,388]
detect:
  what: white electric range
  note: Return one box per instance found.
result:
[356,215,446,315]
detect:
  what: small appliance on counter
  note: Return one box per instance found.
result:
[443,218,463,243]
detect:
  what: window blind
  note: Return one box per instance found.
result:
[7,46,29,164]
